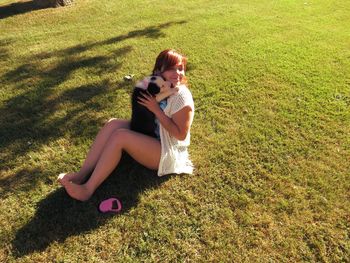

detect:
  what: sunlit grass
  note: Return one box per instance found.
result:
[0,0,349,261]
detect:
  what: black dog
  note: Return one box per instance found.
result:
[130,76,178,138]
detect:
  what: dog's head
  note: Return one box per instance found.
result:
[136,76,179,102]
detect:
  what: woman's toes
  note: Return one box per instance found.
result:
[58,172,83,184]
[64,183,92,202]
[58,173,68,185]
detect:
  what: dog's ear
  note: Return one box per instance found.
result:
[147,82,160,95]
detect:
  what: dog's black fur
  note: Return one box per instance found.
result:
[130,77,163,138]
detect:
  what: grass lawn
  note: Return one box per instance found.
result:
[0,0,349,261]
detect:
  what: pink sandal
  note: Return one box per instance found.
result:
[98,198,122,213]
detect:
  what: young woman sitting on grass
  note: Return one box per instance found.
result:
[58,49,195,201]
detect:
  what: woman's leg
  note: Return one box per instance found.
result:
[60,129,161,201]
[58,119,130,184]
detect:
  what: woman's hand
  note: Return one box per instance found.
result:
[137,91,161,114]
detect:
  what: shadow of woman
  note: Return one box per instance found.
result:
[12,154,173,258]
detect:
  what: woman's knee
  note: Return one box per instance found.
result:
[104,119,129,131]
[109,129,130,147]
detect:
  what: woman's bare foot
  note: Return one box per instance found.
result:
[58,172,85,184]
[59,176,93,201]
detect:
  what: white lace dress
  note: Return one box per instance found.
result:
[158,85,195,176]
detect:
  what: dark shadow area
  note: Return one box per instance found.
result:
[0,48,8,60]
[0,38,14,64]
[12,155,173,258]
[0,0,50,19]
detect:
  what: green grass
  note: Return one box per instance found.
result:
[1,0,349,261]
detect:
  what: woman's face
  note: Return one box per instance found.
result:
[161,60,185,86]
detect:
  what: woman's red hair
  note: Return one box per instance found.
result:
[152,49,187,84]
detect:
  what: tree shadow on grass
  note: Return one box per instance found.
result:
[12,154,173,258]
[0,45,132,174]
[0,39,13,61]
[0,0,50,20]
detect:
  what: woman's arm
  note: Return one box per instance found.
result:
[155,106,192,140]
[137,92,193,140]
